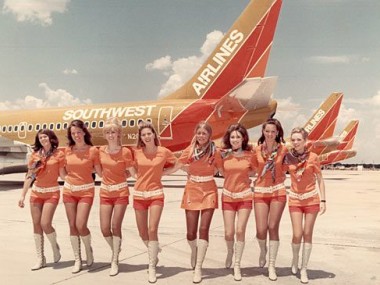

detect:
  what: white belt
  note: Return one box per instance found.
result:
[134,189,164,199]
[254,183,285,194]
[32,185,60,193]
[64,182,94,192]
[287,188,319,200]
[189,175,214,183]
[101,182,129,191]
[223,188,252,199]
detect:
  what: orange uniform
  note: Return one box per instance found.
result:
[28,149,64,201]
[252,144,287,201]
[222,151,254,202]
[99,146,133,198]
[286,152,322,207]
[63,146,100,198]
[178,146,222,210]
[132,146,176,200]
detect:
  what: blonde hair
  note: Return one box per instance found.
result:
[136,121,160,147]
[103,117,122,146]
[290,127,308,140]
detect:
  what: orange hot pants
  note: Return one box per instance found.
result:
[222,201,252,211]
[289,204,320,214]
[133,198,164,210]
[254,195,286,205]
[63,194,93,205]
[30,192,60,205]
[100,196,129,206]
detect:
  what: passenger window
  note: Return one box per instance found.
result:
[99,121,104,128]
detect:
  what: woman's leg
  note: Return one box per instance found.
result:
[300,212,318,283]
[147,205,163,283]
[109,204,127,277]
[135,209,149,242]
[100,204,113,238]
[223,210,236,269]
[77,202,93,267]
[254,202,269,267]
[233,208,251,281]
[41,202,61,263]
[30,203,46,270]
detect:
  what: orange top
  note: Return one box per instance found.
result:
[287,152,321,207]
[63,146,100,197]
[133,146,176,199]
[178,145,222,177]
[99,146,133,198]
[222,151,254,202]
[28,149,64,188]
[252,144,287,198]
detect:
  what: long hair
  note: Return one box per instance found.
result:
[67,119,93,147]
[32,129,59,152]
[103,117,122,146]
[136,122,160,147]
[257,118,285,145]
[222,123,252,151]
[188,121,215,161]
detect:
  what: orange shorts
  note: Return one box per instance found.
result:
[222,201,252,211]
[100,196,129,206]
[254,195,286,205]
[289,204,320,214]
[133,198,164,210]
[63,194,93,205]
[30,193,60,205]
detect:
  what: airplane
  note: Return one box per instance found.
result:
[319,120,359,165]
[0,0,283,174]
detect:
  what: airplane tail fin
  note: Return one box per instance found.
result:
[337,120,359,150]
[303,92,343,141]
[162,0,282,101]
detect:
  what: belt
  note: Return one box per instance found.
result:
[222,188,252,199]
[189,175,214,183]
[287,188,319,200]
[133,189,164,199]
[100,182,129,191]
[32,185,60,193]
[64,182,94,192]
[254,183,285,194]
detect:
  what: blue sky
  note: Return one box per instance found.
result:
[0,0,379,163]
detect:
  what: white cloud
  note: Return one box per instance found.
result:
[146,30,224,98]
[0,83,91,110]
[2,0,70,26]
[308,55,350,64]
[370,91,380,106]
[63,68,78,75]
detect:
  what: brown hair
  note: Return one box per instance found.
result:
[290,127,308,140]
[32,129,59,151]
[222,123,252,151]
[257,118,285,145]
[67,119,93,147]
[136,122,160,147]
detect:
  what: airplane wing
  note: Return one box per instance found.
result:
[0,136,30,174]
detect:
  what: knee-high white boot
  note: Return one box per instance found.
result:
[46,231,61,263]
[291,243,301,275]
[234,241,245,281]
[193,239,208,284]
[70,235,82,274]
[144,239,159,266]
[148,241,159,283]
[188,239,197,269]
[225,240,234,269]
[31,234,46,271]
[300,243,312,284]
[104,236,113,250]
[81,234,94,267]
[257,238,267,268]
[110,236,121,276]
[268,240,279,281]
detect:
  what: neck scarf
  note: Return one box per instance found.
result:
[189,141,216,164]
[28,148,54,181]
[283,148,310,181]
[260,142,278,182]
[221,147,243,159]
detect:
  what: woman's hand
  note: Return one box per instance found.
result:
[319,202,326,215]
[18,196,25,208]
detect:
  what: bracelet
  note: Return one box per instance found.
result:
[320,200,326,203]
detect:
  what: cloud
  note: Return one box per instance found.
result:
[0,83,91,110]
[308,55,351,64]
[2,0,70,26]
[345,90,380,106]
[63,68,78,75]
[146,30,224,98]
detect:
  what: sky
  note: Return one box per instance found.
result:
[0,0,379,163]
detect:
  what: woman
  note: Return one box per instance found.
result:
[131,122,176,283]
[164,121,222,284]
[99,118,134,276]
[220,124,254,281]
[252,118,287,281]
[18,129,65,270]
[283,127,326,284]
[63,120,102,274]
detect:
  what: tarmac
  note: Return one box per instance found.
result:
[0,170,379,285]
